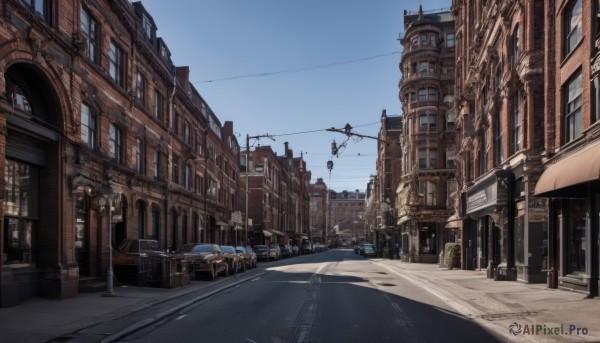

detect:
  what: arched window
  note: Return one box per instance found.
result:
[137,201,146,239]
[151,204,160,242]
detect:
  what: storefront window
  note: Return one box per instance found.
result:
[419,226,436,255]
[3,160,39,266]
[514,215,525,264]
[567,200,587,275]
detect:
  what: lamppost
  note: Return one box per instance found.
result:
[94,182,122,296]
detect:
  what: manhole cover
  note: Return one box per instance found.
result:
[480,311,539,321]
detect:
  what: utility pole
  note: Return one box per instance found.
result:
[245,133,274,246]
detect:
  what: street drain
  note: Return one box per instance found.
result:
[377,283,396,287]
[480,311,539,321]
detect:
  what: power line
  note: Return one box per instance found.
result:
[194,52,401,84]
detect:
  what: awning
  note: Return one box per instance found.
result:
[535,140,600,197]
[269,229,285,236]
[397,216,413,225]
[445,214,462,229]
[262,230,273,237]
[301,235,308,240]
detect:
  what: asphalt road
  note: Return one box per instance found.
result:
[119,249,503,343]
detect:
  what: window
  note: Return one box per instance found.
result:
[418,148,437,169]
[109,40,125,87]
[80,103,96,149]
[80,8,98,63]
[419,62,428,75]
[564,71,583,143]
[153,150,161,180]
[430,34,437,47]
[446,33,455,48]
[511,90,522,153]
[142,14,153,40]
[184,121,191,145]
[418,181,437,206]
[20,0,52,24]
[511,25,519,63]
[446,149,456,169]
[138,201,146,239]
[478,132,488,175]
[420,34,427,46]
[151,204,160,240]
[410,93,416,102]
[136,70,146,106]
[565,0,582,57]
[184,162,191,190]
[4,160,39,266]
[172,155,180,185]
[135,138,145,174]
[418,88,427,101]
[109,124,123,163]
[428,88,438,101]
[154,91,164,121]
[419,113,437,132]
[494,113,504,164]
[172,112,179,135]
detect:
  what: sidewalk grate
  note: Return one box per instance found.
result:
[480,311,539,321]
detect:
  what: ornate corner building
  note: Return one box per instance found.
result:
[397,7,457,263]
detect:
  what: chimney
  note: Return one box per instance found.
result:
[175,66,190,93]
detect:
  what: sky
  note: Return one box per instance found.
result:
[141,0,451,193]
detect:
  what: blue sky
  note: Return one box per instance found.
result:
[141,0,451,192]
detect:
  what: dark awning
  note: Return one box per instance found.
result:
[535,141,600,197]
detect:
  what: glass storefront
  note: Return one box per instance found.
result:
[3,160,39,266]
[566,199,587,275]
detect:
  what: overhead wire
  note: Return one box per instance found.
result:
[193,52,401,84]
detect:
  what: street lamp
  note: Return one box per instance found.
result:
[94,182,122,296]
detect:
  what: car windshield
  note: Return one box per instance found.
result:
[235,247,246,253]
[254,245,268,251]
[180,244,213,253]
[221,246,236,254]
[364,244,375,250]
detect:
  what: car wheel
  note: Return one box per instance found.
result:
[240,261,246,272]
[208,265,216,281]
[230,262,237,275]
[223,263,230,276]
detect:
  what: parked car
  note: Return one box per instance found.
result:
[269,244,282,260]
[236,246,257,268]
[279,244,293,258]
[301,242,313,254]
[254,245,271,261]
[221,245,245,273]
[361,243,377,257]
[253,245,279,261]
[175,243,228,280]
[113,239,170,284]
[291,245,300,256]
[354,243,364,254]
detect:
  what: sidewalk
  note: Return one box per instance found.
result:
[0,270,266,343]
[376,259,600,343]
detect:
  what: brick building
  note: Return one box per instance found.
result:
[396,7,457,263]
[243,142,310,247]
[329,190,366,247]
[0,0,241,306]
[534,0,600,297]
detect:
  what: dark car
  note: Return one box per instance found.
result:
[301,242,313,254]
[254,244,279,261]
[176,243,228,280]
[354,243,364,254]
[236,246,257,268]
[361,243,377,257]
[279,244,293,258]
[113,239,170,283]
[221,245,245,273]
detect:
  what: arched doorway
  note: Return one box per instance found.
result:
[2,62,64,303]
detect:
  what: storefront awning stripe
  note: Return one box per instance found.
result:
[535,140,600,197]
